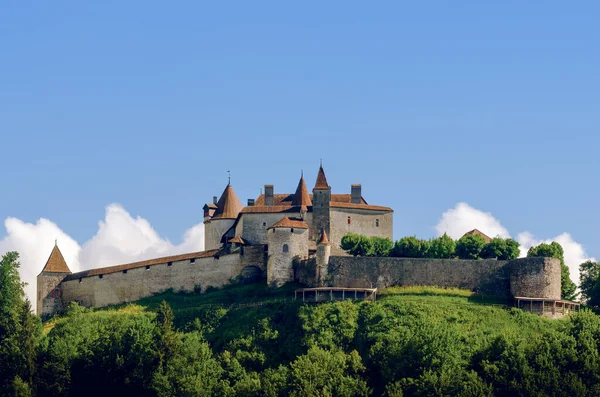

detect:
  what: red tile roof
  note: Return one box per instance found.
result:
[40,244,72,274]
[269,217,309,229]
[314,165,329,190]
[292,176,312,207]
[228,236,246,245]
[318,230,329,245]
[330,202,393,212]
[64,249,221,281]
[461,229,492,243]
[212,184,243,220]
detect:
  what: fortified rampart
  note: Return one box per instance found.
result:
[58,246,266,310]
[297,256,561,300]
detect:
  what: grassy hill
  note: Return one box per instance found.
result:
[40,284,600,396]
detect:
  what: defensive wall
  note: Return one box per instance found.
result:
[59,246,266,310]
[297,256,561,300]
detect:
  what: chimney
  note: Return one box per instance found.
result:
[351,184,362,204]
[213,196,218,205]
[247,199,255,206]
[265,185,274,206]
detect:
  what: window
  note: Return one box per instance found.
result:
[79,278,82,283]
[146,265,150,270]
[123,270,127,274]
[376,219,380,227]
[348,216,351,225]
[99,274,103,279]
[168,261,173,267]
[263,222,267,227]
[291,228,294,233]
[190,258,195,264]
[52,288,61,298]
[283,244,289,253]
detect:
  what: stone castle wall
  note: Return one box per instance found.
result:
[317,256,561,300]
[60,246,265,309]
[240,212,309,245]
[37,272,68,317]
[329,209,393,255]
[205,219,236,250]
[267,227,309,287]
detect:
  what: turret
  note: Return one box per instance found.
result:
[316,229,331,286]
[311,162,331,242]
[292,172,312,219]
[204,182,243,250]
[267,217,309,287]
[37,242,72,319]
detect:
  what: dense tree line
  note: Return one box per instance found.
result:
[341,233,577,300]
[3,250,600,396]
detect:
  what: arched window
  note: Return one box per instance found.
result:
[283,244,289,253]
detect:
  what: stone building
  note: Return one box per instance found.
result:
[37,164,394,318]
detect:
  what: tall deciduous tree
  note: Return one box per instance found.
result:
[527,242,577,300]
[579,261,600,307]
[340,233,373,257]
[480,238,520,260]
[455,234,487,260]
[428,233,456,259]
[392,236,430,258]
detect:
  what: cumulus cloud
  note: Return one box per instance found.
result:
[0,204,204,312]
[517,231,595,288]
[434,202,510,240]
[435,202,595,288]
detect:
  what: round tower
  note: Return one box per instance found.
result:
[204,182,243,250]
[267,217,309,288]
[316,229,331,286]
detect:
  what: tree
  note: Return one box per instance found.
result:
[0,251,37,396]
[579,261,600,307]
[527,242,577,300]
[480,238,520,260]
[428,233,456,259]
[455,234,487,260]
[392,236,429,258]
[340,233,372,257]
[369,237,394,257]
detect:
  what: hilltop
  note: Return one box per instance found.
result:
[38,283,600,396]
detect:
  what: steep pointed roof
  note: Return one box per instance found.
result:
[292,175,312,207]
[211,184,243,220]
[318,229,329,245]
[313,165,330,190]
[461,229,492,243]
[41,244,72,274]
[268,217,309,229]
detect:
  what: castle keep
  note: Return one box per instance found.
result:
[37,164,562,319]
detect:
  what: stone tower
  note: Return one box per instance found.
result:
[267,217,309,287]
[37,243,71,319]
[311,164,331,243]
[204,182,243,250]
[316,229,331,286]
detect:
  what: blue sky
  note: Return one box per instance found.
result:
[1,2,599,302]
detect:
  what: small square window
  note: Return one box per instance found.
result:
[168,262,173,267]
[79,278,82,283]
[146,265,150,270]
[190,259,195,264]
[291,228,294,233]
[263,222,267,227]
[348,216,351,225]
[99,274,103,279]
[376,219,380,227]
[123,270,127,274]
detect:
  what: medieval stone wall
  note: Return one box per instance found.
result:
[205,218,236,250]
[60,246,265,309]
[37,272,68,318]
[267,227,309,287]
[240,212,309,245]
[312,256,561,300]
[329,209,393,255]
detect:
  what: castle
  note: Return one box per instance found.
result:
[37,164,394,318]
[37,164,565,320]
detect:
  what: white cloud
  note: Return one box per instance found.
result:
[434,202,510,240]
[517,231,595,288]
[0,204,204,312]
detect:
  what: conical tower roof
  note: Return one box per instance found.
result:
[211,183,243,220]
[292,174,312,207]
[318,229,329,245]
[313,164,330,190]
[41,244,72,274]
